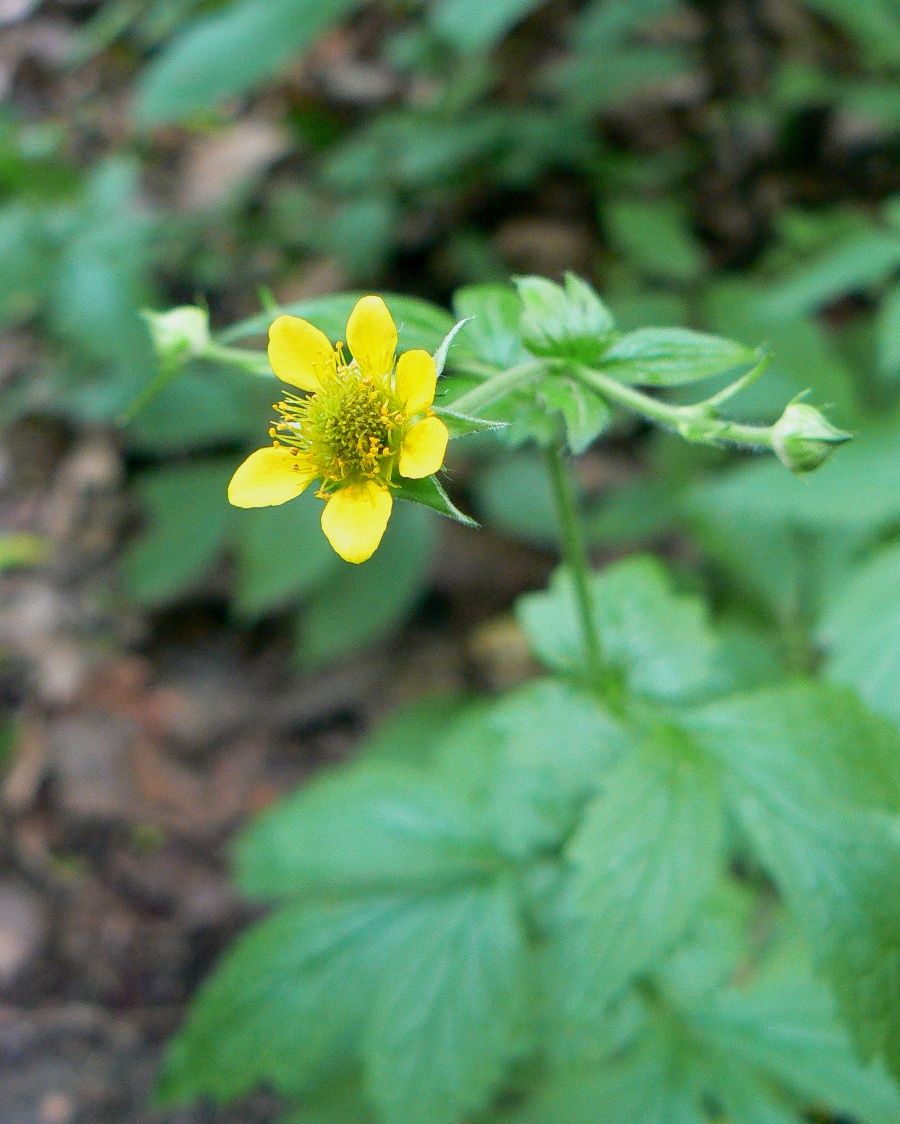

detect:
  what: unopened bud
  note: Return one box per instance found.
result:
[771,401,851,474]
[142,306,210,365]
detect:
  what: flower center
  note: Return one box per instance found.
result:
[271,365,405,488]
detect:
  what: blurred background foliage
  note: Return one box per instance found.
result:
[1,2,899,1121]
[2,0,898,673]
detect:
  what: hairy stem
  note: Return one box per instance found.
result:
[572,364,775,452]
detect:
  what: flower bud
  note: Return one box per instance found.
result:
[771,401,851,474]
[142,306,210,365]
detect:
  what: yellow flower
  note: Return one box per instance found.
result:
[227,296,449,564]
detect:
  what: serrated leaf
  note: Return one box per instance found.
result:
[515,556,716,702]
[692,930,900,1122]
[600,328,755,387]
[235,762,497,900]
[549,745,722,1034]
[157,895,429,1105]
[137,0,359,125]
[539,376,611,454]
[393,474,478,527]
[820,541,900,725]
[683,683,900,1080]
[364,879,528,1124]
[520,1028,706,1124]
[121,459,233,605]
[532,886,900,1124]
[481,679,634,860]
[683,681,900,816]
[517,273,615,365]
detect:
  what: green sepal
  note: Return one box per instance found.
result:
[434,406,509,438]
[394,475,478,527]
[432,317,473,376]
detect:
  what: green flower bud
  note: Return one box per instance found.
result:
[771,401,851,474]
[142,306,210,365]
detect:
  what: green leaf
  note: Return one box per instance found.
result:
[480,679,633,860]
[393,474,478,527]
[683,683,900,1079]
[547,743,722,1039]
[235,761,497,899]
[221,292,454,353]
[520,1026,707,1124]
[451,284,528,370]
[232,494,338,621]
[360,693,475,768]
[532,887,900,1124]
[157,894,429,1104]
[604,197,706,283]
[539,376,612,454]
[363,879,528,1124]
[296,501,435,666]
[683,680,900,820]
[137,0,360,125]
[600,328,755,387]
[516,556,715,702]
[428,0,544,51]
[517,273,615,365]
[279,1078,376,1124]
[762,229,900,318]
[121,459,233,605]
[691,930,900,1122]
[820,542,900,726]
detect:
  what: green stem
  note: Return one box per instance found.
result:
[202,342,271,375]
[572,365,774,452]
[449,361,546,415]
[543,444,607,690]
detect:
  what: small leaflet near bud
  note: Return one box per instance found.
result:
[771,400,852,474]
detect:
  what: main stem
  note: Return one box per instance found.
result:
[543,445,606,689]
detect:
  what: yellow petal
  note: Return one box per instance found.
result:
[346,295,397,378]
[395,350,437,414]
[399,416,449,479]
[228,446,314,508]
[321,481,393,564]
[268,315,336,392]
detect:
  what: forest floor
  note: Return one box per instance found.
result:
[0,416,557,1123]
